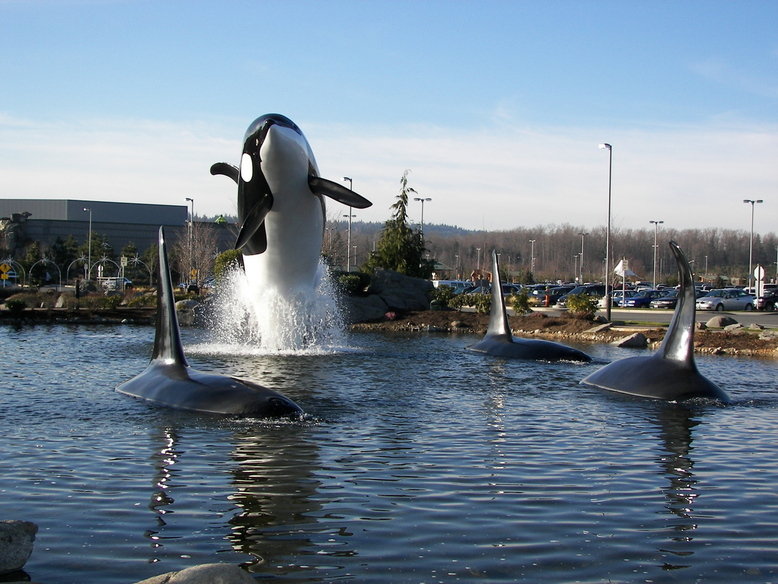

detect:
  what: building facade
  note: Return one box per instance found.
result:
[0,198,235,259]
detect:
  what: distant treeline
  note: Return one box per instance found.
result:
[323,220,777,285]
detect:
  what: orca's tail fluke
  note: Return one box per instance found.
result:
[657,241,696,366]
[152,227,188,366]
[486,250,512,339]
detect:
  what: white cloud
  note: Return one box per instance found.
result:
[1,114,775,234]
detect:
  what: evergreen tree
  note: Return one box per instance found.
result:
[49,235,80,270]
[363,170,434,278]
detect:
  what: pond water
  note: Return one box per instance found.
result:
[1,323,777,583]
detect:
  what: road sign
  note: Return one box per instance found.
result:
[0,263,10,280]
[120,256,128,267]
[754,265,766,299]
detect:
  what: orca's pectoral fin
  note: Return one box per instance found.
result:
[235,194,273,253]
[238,223,267,255]
[210,162,240,184]
[308,176,372,209]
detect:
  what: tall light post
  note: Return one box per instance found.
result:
[343,177,354,272]
[649,219,664,288]
[743,199,763,288]
[413,197,432,235]
[476,247,481,271]
[186,197,194,286]
[529,239,536,275]
[83,207,92,280]
[578,232,588,283]
[599,142,613,321]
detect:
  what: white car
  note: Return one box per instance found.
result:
[695,288,755,311]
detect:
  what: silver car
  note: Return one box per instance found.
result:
[695,288,755,311]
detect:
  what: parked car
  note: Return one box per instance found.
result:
[695,288,755,311]
[529,285,576,306]
[649,289,679,309]
[621,289,665,308]
[598,289,638,308]
[756,289,778,311]
[101,277,132,290]
[501,284,522,297]
[556,284,606,308]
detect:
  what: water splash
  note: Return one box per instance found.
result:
[208,259,346,354]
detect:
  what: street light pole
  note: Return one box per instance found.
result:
[529,239,536,275]
[186,197,194,286]
[83,207,92,280]
[649,219,664,288]
[599,143,613,321]
[413,197,432,235]
[743,199,763,289]
[343,177,354,272]
[578,232,588,283]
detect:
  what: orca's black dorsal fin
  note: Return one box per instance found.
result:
[657,241,696,366]
[152,227,188,366]
[485,250,513,340]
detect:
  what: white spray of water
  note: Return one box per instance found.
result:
[208,258,346,354]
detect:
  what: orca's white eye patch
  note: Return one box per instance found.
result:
[240,153,253,182]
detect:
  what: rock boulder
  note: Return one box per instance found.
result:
[612,332,648,349]
[0,520,37,575]
[706,315,738,328]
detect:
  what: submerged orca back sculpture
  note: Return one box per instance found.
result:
[581,241,730,402]
[466,251,591,362]
[211,113,371,294]
[116,227,304,417]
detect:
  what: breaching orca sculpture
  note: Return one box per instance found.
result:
[211,113,371,293]
[581,241,730,402]
[466,251,591,362]
[116,227,304,417]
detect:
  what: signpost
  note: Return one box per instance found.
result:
[754,265,765,299]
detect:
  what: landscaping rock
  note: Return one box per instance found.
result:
[342,294,389,324]
[706,315,738,328]
[724,323,744,332]
[0,520,37,575]
[367,269,433,312]
[175,299,200,326]
[695,322,708,330]
[585,323,613,334]
[612,332,648,349]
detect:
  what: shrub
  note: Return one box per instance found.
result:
[565,293,598,320]
[336,272,371,296]
[126,293,156,308]
[429,285,455,305]
[337,274,364,296]
[509,289,532,315]
[213,249,242,280]
[449,292,491,314]
[79,294,123,309]
[5,298,26,313]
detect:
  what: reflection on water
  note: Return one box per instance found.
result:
[1,325,778,583]
[654,405,700,571]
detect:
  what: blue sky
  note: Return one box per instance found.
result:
[1,0,776,233]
